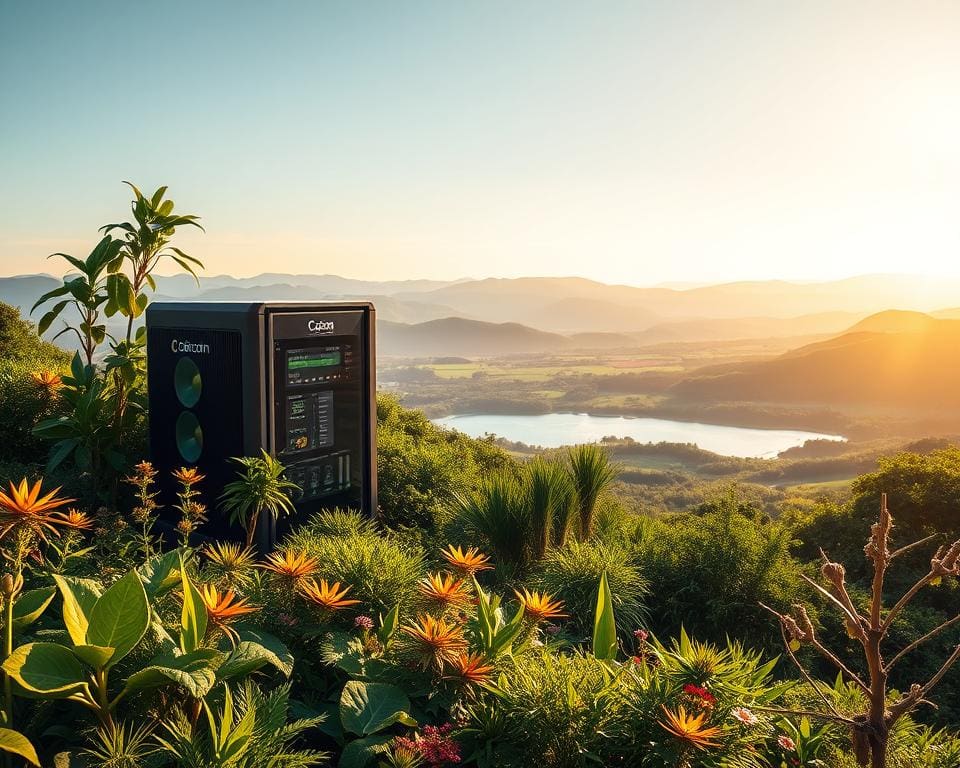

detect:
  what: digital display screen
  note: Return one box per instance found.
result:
[286,347,344,385]
[285,390,335,453]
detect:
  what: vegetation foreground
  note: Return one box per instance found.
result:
[0,184,958,768]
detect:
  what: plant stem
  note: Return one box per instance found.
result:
[3,590,13,768]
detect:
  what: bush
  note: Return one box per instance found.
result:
[283,526,426,617]
[376,394,516,530]
[533,540,648,639]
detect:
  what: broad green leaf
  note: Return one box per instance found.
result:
[592,571,617,661]
[339,681,415,737]
[2,643,88,697]
[138,549,182,600]
[11,587,56,632]
[53,575,102,646]
[86,571,150,666]
[72,644,115,669]
[0,728,40,767]
[337,734,393,768]
[123,648,221,699]
[376,604,399,646]
[229,628,294,677]
[179,556,207,653]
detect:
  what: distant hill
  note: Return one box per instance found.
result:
[633,311,861,344]
[674,313,960,409]
[378,317,574,357]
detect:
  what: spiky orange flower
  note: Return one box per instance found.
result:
[299,578,361,611]
[199,584,257,643]
[441,545,493,575]
[514,588,568,622]
[0,478,75,543]
[172,467,205,486]
[658,705,723,750]
[60,509,93,531]
[446,652,495,685]
[31,371,62,393]
[261,549,320,582]
[402,613,468,670]
[419,572,471,607]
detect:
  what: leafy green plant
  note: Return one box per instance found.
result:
[471,578,525,658]
[533,540,648,640]
[527,458,576,559]
[456,473,531,576]
[219,451,299,548]
[592,571,617,661]
[156,681,327,767]
[566,444,619,540]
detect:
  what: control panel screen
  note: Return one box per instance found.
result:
[273,331,365,507]
[286,347,345,385]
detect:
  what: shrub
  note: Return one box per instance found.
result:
[283,528,426,617]
[376,394,515,530]
[533,540,648,639]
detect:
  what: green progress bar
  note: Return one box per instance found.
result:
[289,355,341,369]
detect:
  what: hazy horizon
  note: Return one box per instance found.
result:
[3,1,959,284]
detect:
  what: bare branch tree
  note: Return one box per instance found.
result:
[763,493,960,768]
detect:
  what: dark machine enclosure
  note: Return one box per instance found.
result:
[146,302,376,548]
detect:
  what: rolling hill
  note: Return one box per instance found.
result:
[673,312,960,409]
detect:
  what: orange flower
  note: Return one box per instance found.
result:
[441,545,493,575]
[658,705,723,750]
[199,584,257,643]
[0,478,75,543]
[419,572,471,607]
[261,549,320,582]
[401,613,468,670]
[514,588,568,622]
[172,467,205,486]
[31,371,62,393]
[446,652,495,685]
[299,578,361,611]
[202,542,256,573]
[57,508,93,531]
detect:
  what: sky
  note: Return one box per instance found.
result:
[1,1,959,285]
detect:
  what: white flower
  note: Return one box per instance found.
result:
[730,707,759,726]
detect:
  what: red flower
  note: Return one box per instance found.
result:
[683,683,716,708]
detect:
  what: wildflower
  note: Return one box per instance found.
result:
[682,683,716,708]
[658,705,723,750]
[355,615,375,631]
[126,462,159,526]
[513,588,567,622]
[261,549,320,582]
[446,652,494,686]
[0,478,75,543]
[199,584,257,644]
[419,573,471,607]
[202,542,257,587]
[730,707,759,726]
[299,578,361,611]
[634,628,650,643]
[402,614,468,670]
[395,724,461,767]
[777,734,796,751]
[441,545,492,575]
[173,467,205,486]
[60,509,93,531]
[31,371,62,394]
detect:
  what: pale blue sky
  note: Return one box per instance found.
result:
[2,1,958,283]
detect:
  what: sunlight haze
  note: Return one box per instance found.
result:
[2,1,959,284]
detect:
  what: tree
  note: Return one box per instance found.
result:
[764,494,960,768]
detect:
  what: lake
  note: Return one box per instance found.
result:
[432,412,845,459]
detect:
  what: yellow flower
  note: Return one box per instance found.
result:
[0,478,75,543]
[658,705,723,750]
[202,541,256,573]
[58,508,93,531]
[514,588,568,622]
[31,371,62,393]
[440,545,493,575]
[261,549,320,582]
[419,572,471,607]
[298,578,361,611]
[401,613,468,670]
